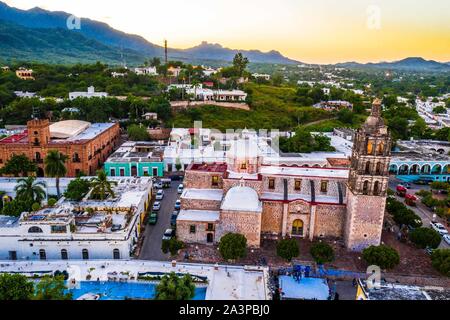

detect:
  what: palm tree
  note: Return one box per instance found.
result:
[15,177,46,204]
[90,170,117,200]
[44,150,67,199]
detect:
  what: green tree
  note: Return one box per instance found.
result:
[0,154,37,177]
[276,239,300,262]
[44,150,67,199]
[1,199,32,217]
[0,274,34,300]
[362,245,400,270]
[409,228,442,249]
[431,249,450,277]
[218,233,247,261]
[337,108,355,125]
[310,242,335,264]
[33,276,72,301]
[155,272,196,300]
[127,124,150,141]
[90,170,117,200]
[232,53,249,77]
[64,178,91,201]
[14,177,46,204]
[162,238,184,256]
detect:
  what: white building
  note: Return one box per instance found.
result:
[186,88,247,102]
[203,67,218,77]
[111,72,127,78]
[134,67,158,76]
[0,177,153,261]
[252,73,271,81]
[69,86,108,100]
[14,91,37,98]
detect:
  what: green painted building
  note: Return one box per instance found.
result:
[104,141,164,177]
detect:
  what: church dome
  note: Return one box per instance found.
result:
[221,186,262,212]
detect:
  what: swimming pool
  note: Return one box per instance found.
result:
[68,281,207,300]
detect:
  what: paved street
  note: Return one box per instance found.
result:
[388,177,449,249]
[139,181,182,261]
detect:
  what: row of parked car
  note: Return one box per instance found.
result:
[148,181,185,242]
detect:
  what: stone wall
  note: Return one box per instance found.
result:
[217,210,262,247]
[180,198,221,211]
[261,201,284,235]
[184,170,224,189]
[344,188,386,251]
[314,204,346,238]
[176,220,216,244]
[223,179,263,196]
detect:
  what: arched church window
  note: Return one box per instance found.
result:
[365,162,371,174]
[375,162,382,175]
[367,141,374,155]
[373,181,380,196]
[377,142,384,155]
[362,181,369,195]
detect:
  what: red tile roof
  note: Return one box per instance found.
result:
[188,162,228,173]
[0,131,28,144]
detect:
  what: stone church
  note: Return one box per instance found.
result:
[176,99,391,251]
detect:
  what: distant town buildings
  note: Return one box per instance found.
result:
[168,66,182,77]
[313,100,353,111]
[69,86,108,100]
[15,68,34,80]
[134,66,158,76]
[186,87,248,102]
[14,91,37,98]
[111,71,127,78]
[0,119,120,177]
[252,73,271,81]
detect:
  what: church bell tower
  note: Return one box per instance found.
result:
[344,99,392,251]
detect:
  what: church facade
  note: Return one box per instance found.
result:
[176,99,391,251]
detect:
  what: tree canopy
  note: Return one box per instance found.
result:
[155,273,196,301]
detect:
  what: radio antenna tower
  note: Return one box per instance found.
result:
[164,39,168,65]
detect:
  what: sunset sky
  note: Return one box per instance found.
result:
[4,0,450,64]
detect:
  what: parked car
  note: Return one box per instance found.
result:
[174,200,181,211]
[154,181,163,189]
[170,175,184,182]
[162,228,175,241]
[170,211,178,226]
[161,179,172,188]
[148,212,158,225]
[443,234,450,245]
[156,190,165,200]
[152,202,161,211]
[431,222,449,236]
[177,184,184,194]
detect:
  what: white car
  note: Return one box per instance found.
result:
[443,234,450,245]
[154,181,163,189]
[162,229,174,241]
[152,202,161,211]
[177,184,184,194]
[431,222,449,236]
[155,190,165,200]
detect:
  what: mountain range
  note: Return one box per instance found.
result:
[336,57,450,72]
[0,1,299,65]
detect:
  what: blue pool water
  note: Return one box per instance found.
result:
[68,281,207,300]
